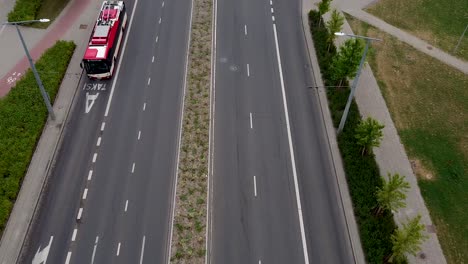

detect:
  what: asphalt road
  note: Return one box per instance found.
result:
[20,0,192,262]
[210,0,354,262]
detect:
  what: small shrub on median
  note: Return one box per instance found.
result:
[309,10,403,263]
[7,0,42,22]
[0,40,75,233]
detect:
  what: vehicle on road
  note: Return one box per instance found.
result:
[81,0,127,79]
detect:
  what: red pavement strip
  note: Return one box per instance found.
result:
[0,0,92,98]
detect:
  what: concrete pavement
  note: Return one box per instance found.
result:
[314,0,448,262]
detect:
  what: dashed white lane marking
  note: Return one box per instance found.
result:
[71,229,77,241]
[116,242,121,256]
[143,103,147,111]
[244,24,247,35]
[88,170,93,181]
[91,236,99,264]
[138,131,141,140]
[148,78,151,85]
[271,7,274,13]
[65,251,72,264]
[83,188,88,199]
[259,260,262,264]
[272,16,275,22]
[92,153,97,163]
[270,0,272,5]
[125,200,129,212]
[152,56,155,63]
[155,36,159,43]
[159,17,161,24]
[253,176,257,197]
[250,112,253,129]
[96,137,101,147]
[101,122,106,131]
[247,63,250,77]
[132,162,135,173]
[139,236,146,264]
[77,208,83,220]
[162,1,164,7]
[272,23,310,264]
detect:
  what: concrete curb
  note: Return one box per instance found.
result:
[300,2,366,264]
[0,42,85,264]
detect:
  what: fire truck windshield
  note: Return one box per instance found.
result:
[83,60,109,74]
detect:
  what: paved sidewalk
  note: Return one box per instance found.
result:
[0,0,92,97]
[0,0,100,262]
[319,3,448,264]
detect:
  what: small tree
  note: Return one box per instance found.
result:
[329,38,364,86]
[375,173,410,216]
[355,117,384,155]
[326,9,344,51]
[317,0,331,27]
[388,215,428,263]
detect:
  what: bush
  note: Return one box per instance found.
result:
[0,40,75,233]
[7,0,42,22]
[309,10,402,263]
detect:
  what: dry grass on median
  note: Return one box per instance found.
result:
[346,14,468,264]
[170,0,212,262]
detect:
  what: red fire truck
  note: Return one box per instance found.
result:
[81,0,127,79]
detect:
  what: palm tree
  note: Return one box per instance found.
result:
[375,173,410,216]
[388,215,428,263]
[354,117,384,156]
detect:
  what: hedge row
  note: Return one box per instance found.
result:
[0,40,75,234]
[308,10,400,263]
[7,0,42,22]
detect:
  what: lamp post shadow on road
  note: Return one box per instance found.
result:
[334,32,382,134]
[1,19,56,120]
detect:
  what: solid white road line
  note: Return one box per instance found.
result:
[71,229,77,241]
[139,236,146,264]
[159,17,162,24]
[83,188,88,199]
[152,56,155,63]
[96,137,101,146]
[250,112,253,129]
[272,23,310,264]
[138,131,141,140]
[116,242,121,256]
[65,251,72,264]
[92,153,97,163]
[247,63,250,76]
[91,236,99,264]
[88,170,93,181]
[253,176,257,197]
[104,0,140,117]
[168,0,195,261]
[125,200,128,212]
[132,162,135,173]
[77,208,83,220]
[101,122,106,131]
[244,25,247,35]
[143,103,147,111]
[148,78,151,85]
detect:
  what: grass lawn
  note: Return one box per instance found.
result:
[33,0,70,28]
[346,14,468,264]
[366,0,468,61]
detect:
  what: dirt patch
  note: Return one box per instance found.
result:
[410,159,435,181]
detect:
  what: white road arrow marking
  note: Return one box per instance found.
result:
[32,236,53,264]
[85,92,99,113]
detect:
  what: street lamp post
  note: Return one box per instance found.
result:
[2,19,55,120]
[334,32,382,134]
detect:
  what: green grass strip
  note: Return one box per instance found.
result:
[0,40,76,234]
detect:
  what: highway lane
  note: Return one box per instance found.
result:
[210,0,305,262]
[210,0,354,263]
[20,0,192,262]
